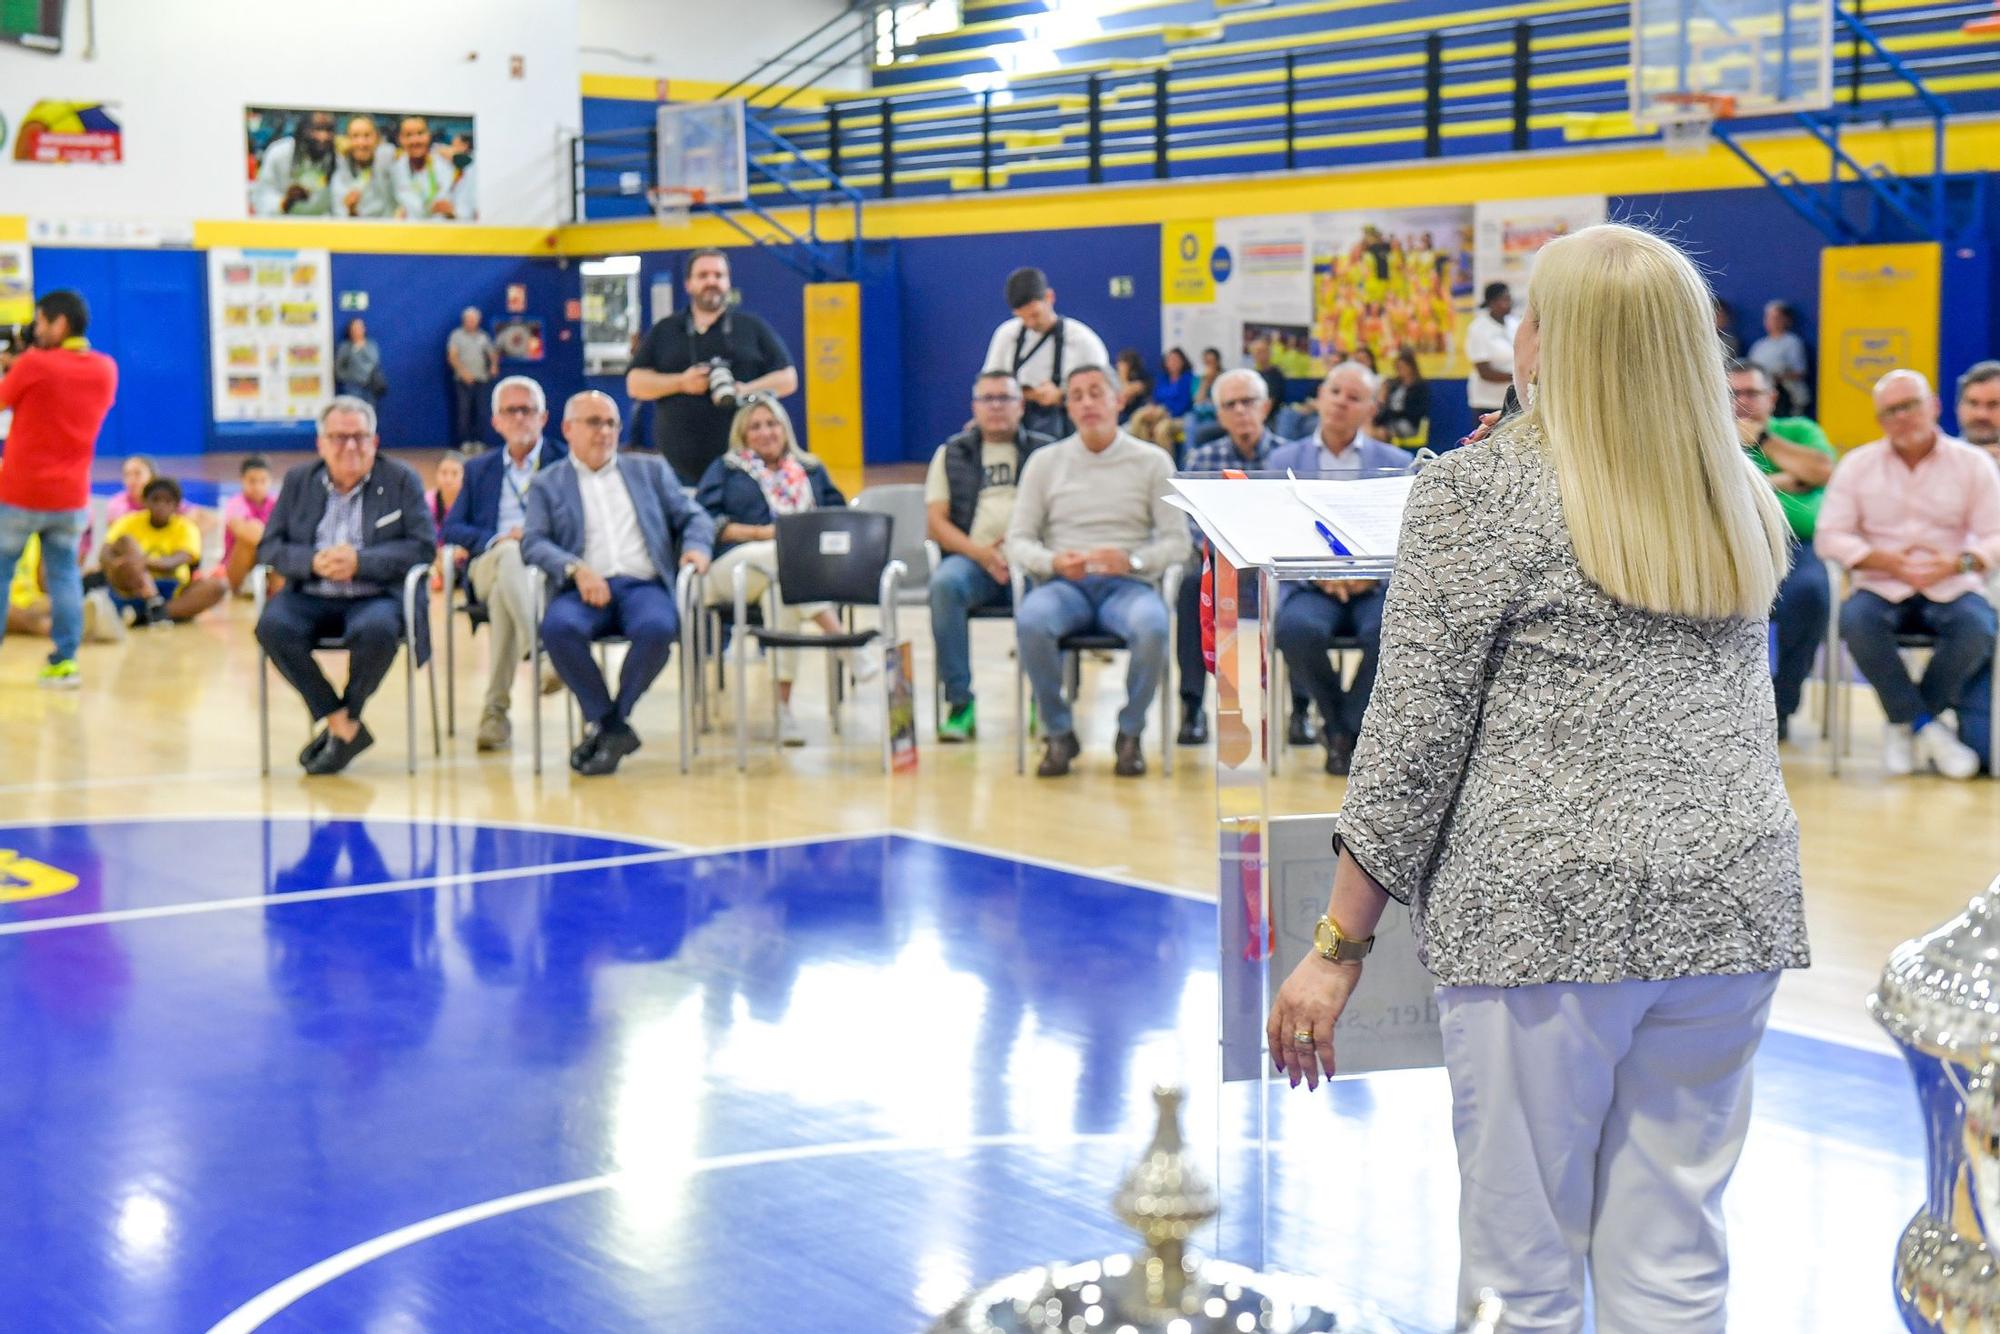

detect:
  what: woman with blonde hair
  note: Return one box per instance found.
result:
[694,394,879,746]
[1268,223,1806,1331]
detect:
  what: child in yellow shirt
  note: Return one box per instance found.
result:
[102,477,226,625]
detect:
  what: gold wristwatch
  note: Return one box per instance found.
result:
[1314,914,1374,963]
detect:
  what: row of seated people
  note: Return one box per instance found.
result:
[1758,358,2000,778]
[249,347,2000,782]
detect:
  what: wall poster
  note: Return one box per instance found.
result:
[208,247,334,424]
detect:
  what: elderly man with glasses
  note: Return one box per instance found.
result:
[1173,367,1289,746]
[1818,368,2000,778]
[442,375,571,750]
[254,396,436,775]
[924,370,1055,741]
[522,391,714,776]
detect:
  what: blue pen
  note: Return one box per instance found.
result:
[1314,520,1351,558]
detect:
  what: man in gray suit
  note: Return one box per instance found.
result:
[523,391,714,775]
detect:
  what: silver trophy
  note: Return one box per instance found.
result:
[929,1085,1504,1333]
[1871,876,2000,1329]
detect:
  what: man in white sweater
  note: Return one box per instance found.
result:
[1006,365,1191,777]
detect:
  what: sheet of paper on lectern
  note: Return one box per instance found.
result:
[1168,474,1415,569]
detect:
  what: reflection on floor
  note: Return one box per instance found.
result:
[0,818,1919,1332]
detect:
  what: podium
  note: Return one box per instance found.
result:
[1170,468,1445,1271]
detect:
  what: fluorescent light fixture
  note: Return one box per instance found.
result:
[581,255,642,277]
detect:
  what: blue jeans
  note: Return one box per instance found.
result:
[541,575,680,727]
[929,554,1008,709]
[0,503,89,664]
[1016,574,1169,738]
[1273,582,1387,740]
[1770,543,1829,721]
[1839,589,1997,725]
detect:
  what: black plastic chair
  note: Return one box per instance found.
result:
[734,510,906,772]
[253,563,440,776]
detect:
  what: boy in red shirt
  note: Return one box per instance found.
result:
[0,290,118,687]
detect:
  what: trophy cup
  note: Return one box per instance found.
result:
[929,1085,1505,1333]
[1871,877,2000,1329]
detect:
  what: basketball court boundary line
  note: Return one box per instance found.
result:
[0,828,894,937]
[0,810,687,852]
[203,1132,1135,1334]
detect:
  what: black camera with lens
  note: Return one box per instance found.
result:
[0,323,29,357]
[703,357,738,409]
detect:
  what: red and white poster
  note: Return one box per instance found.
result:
[13,100,122,163]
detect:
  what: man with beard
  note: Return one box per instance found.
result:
[251,109,337,216]
[332,113,394,219]
[1957,361,2000,469]
[624,248,797,482]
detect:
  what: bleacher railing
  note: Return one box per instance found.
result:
[567,0,2000,219]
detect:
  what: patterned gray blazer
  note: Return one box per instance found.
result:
[1334,422,1810,988]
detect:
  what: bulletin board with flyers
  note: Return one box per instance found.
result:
[207,247,334,424]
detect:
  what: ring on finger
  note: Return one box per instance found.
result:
[1292,1029,1315,1047]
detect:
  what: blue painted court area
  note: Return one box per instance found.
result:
[0,819,1923,1331]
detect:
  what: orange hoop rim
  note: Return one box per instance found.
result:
[1653,91,1738,120]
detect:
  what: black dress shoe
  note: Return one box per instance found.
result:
[577,722,641,776]
[1322,730,1354,776]
[1036,731,1081,778]
[1114,731,1147,777]
[1176,706,1208,746]
[571,722,607,771]
[1287,710,1316,747]
[299,728,334,768]
[305,724,374,775]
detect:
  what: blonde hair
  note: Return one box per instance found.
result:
[728,395,800,456]
[1523,223,1787,620]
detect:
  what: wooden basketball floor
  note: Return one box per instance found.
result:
[0,587,1982,1330]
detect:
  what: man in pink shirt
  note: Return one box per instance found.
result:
[1817,368,2000,778]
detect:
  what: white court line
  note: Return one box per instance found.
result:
[0,828,894,936]
[204,1131,1129,1334]
[0,809,686,852]
[0,849,685,937]
[886,828,1210,901]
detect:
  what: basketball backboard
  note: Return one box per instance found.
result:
[1630,0,1834,126]
[656,99,749,206]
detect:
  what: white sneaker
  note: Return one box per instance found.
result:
[81,588,125,644]
[846,646,882,683]
[1919,713,1983,780]
[1883,723,1916,776]
[778,705,807,747]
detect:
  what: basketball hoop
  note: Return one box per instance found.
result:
[647,185,705,228]
[1653,92,1734,157]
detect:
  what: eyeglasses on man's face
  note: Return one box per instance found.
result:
[572,416,620,432]
[1218,396,1263,412]
[972,393,1022,407]
[323,431,371,448]
[1878,398,1927,421]
[496,404,542,418]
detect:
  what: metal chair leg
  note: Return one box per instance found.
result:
[735,568,750,772]
[532,583,544,777]
[404,634,417,777]
[444,555,458,738]
[826,649,842,738]
[259,648,271,777]
[427,646,441,757]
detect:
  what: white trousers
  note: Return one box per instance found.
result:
[467,540,538,713]
[706,539,828,686]
[1437,970,1779,1334]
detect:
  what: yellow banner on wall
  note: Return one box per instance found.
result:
[803,282,864,497]
[1817,243,1941,448]
[1162,219,1215,305]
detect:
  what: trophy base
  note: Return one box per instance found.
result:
[1896,1212,2000,1331]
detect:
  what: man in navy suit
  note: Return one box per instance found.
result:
[255,397,436,775]
[1265,363,1413,775]
[442,375,569,751]
[523,391,714,775]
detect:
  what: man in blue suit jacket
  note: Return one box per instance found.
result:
[1265,363,1413,775]
[441,375,569,751]
[522,391,714,775]
[255,396,436,775]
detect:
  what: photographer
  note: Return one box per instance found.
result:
[0,290,119,688]
[626,249,797,483]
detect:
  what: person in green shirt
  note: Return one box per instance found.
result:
[1731,359,1836,739]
